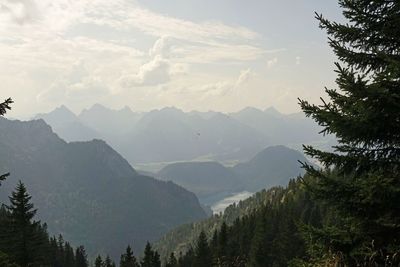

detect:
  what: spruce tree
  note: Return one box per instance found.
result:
[298,0,400,265]
[75,246,88,267]
[64,242,76,267]
[95,255,104,267]
[120,245,139,267]
[104,255,115,267]
[193,231,212,267]
[178,248,194,267]
[5,181,46,267]
[140,242,160,267]
[165,252,178,267]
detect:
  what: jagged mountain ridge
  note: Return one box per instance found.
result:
[34,105,331,166]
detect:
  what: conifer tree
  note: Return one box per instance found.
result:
[298,0,400,265]
[95,255,104,267]
[178,248,194,267]
[248,216,269,267]
[165,252,178,267]
[140,242,160,267]
[5,181,46,267]
[120,245,139,267]
[193,231,212,267]
[217,222,228,258]
[104,255,115,267]
[75,246,88,267]
[64,242,76,267]
[0,251,19,267]
[152,251,161,267]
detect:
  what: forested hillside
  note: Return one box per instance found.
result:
[153,184,290,261]
[154,176,328,266]
[0,117,206,260]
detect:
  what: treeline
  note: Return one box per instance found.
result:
[0,182,88,267]
[0,179,164,267]
[154,185,290,260]
[0,181,90,267]
[166,177,322,266]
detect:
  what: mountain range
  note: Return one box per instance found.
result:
[34,104,334,167]
[0,117,206,260]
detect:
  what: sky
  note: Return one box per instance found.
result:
[0,0,344,118]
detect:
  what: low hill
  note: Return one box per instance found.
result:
[232,145,307,191]
[156,146,307,206]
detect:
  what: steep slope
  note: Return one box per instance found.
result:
[232,145,306,191]
[157,162,243,204]
[0,118,206,260]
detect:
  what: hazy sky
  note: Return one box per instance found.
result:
[0,0,344,118]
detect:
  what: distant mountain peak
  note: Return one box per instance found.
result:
[159,106,184,113]
[52,105,75,115]
[34,105,77,123]
[120,105,133,113]
[241,106,264,113]
[264,106,281,115]
[89,103,108,111]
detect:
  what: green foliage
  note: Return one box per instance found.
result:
[105,255,116,267]
[193,231,212,267]
[169,178,322,266]
[95,255,104,267]
[120,246,139,267]
[75,246,89,267]
[2,181,47,266]
[165,253,178,267]
[0,181,89,267]
[0,251,19,267]
[141,243,161,267]
[298,0,400,265]
[154,185,288,260]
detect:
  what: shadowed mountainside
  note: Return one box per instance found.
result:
[0,117,206,260]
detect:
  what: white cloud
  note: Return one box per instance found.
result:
[119,55,171,87]
[0,0,293,117]
[236,69,251,87]
[195,69,253,98]
[37,60,108,103]
[0,0,40,25]
[296,56,301,65]
[149,36,173,58]
[109,7,260,42]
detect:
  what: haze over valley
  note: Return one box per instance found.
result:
[1,0,397,266]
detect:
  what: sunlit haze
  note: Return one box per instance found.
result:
[1,0,343,118]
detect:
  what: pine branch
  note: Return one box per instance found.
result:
[0,98,13,116]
